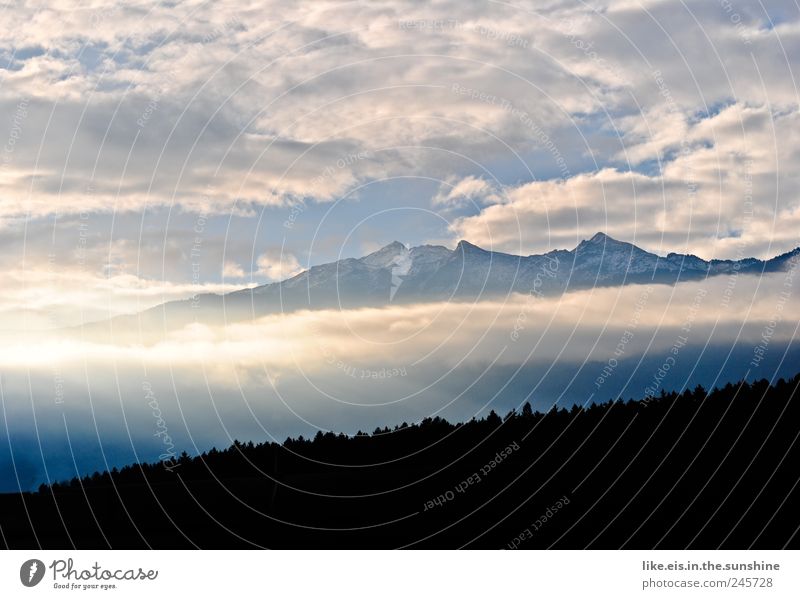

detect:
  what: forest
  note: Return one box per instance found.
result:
[2,374,799,549]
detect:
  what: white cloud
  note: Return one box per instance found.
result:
[0,0,796,303]
[222,260,246,279]
[449,102,800,259]
[0,265,256,330]
[1,271,796,378]
[256,249,302,282]
[433,175,502,207]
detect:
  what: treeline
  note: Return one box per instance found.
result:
[3,374,799,549]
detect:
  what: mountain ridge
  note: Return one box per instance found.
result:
[83,233,800,333]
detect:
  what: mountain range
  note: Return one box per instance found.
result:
[89,233,800,332]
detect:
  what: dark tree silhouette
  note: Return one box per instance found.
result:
[1,374,799,549]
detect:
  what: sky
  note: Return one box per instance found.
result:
[1,0,800,490]
[0,0,798,326]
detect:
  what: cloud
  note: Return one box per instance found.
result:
[222,260,246,279]
[0,265,256,330]
[433,175,502,207]
[256,249,302,282]
[449,103,800,259]
[3,270,796,376]
[0,0,795,222]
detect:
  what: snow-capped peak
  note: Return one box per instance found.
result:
[361,241,409,268]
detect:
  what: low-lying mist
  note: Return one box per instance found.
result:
[0,272,797,492]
